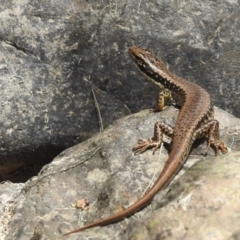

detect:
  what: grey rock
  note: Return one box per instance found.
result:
[2,106,239,240]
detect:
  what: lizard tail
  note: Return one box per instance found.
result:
[63,153,186,236]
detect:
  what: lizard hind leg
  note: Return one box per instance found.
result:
[194,119,228,156]
[133,121,174,155]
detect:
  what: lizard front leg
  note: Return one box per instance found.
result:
[153,89,174,112]
[133,122,174,155]
[194,119,228,155]
[133,89,174,154]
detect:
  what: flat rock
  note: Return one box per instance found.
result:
[2,106,239,240]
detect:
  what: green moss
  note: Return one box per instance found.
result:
[147,219,159,229]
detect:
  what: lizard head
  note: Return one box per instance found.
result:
[128,46,153,69]
[128,46,169,83]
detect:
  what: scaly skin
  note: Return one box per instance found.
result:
[63,46,228,236]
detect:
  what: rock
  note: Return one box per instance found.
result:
[1,1,240,178]
[2,106,239,240]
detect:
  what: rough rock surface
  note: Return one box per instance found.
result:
[0,1,240,178]
[1,106,239,240]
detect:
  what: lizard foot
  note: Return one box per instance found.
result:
[206,139,228,156]
[133,138,161,155]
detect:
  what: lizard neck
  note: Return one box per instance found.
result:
[129,46,214,129]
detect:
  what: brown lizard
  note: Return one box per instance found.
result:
[63,46,228,236]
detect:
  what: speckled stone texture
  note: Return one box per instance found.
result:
[2,106,239,240]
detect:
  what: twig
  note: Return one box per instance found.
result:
[91,89,104,132]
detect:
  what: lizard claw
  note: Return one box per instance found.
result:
[133,138,161,155]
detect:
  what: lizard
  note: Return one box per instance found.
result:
[63,46,228,236]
